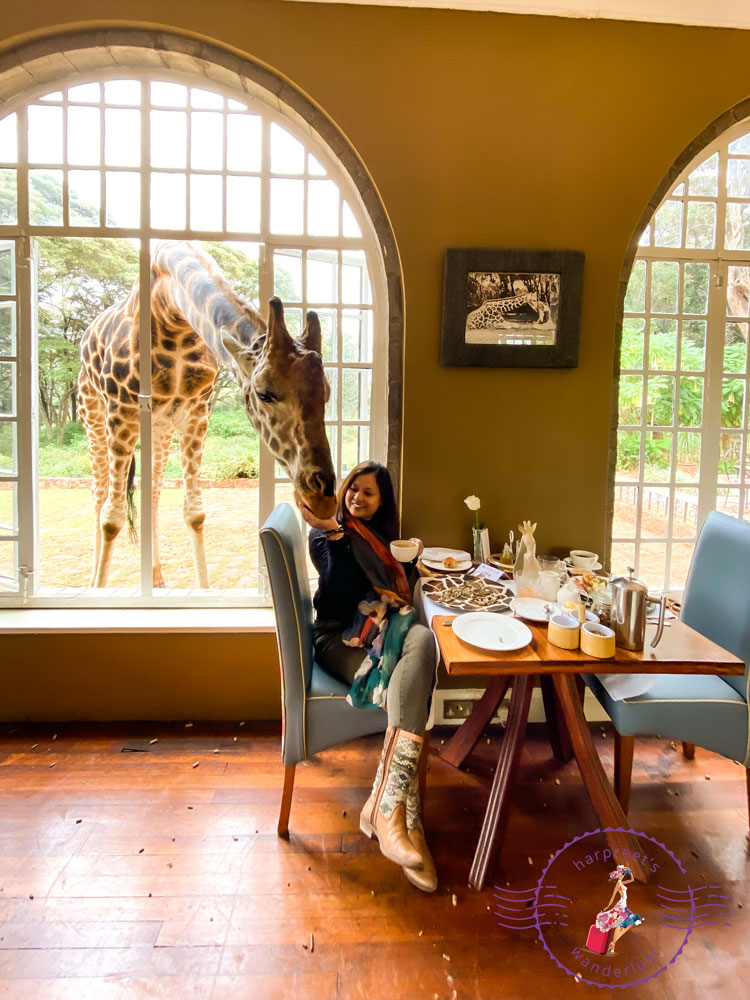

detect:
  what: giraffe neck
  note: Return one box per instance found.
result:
[153,243,265,366]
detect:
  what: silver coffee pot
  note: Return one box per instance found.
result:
[610,567,667,650]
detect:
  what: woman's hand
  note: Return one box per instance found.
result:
[296,498,341,534]
[408,537,424,558]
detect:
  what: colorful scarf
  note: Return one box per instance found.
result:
[341,516,415,710]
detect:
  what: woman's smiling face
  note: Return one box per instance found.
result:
[345,472,381,521]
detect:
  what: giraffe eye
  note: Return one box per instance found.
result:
[255,388,277,404]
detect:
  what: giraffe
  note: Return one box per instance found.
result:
[77,240,336,589]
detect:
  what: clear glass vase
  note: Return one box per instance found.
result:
[472,526,489,564]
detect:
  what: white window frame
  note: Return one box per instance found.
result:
[0,69,388,608]
[612,117,750,592]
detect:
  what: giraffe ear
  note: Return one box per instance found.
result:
[299,310,322,355]
[221,327,254,374]
[265,297,295,356]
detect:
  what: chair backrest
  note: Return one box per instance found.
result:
[681,510,750,699]
[260,504,315,726]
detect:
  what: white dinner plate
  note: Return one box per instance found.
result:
[511,597,560,622]
[422,557,473,573]
[452,612,533,653]
[422,547,471,563]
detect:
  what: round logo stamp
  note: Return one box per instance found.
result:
[494,827,731,989]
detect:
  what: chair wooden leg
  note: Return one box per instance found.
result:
[682,741,695,760]
[418,730,430,806]
[613,733,634,813]
[278,764,296,837]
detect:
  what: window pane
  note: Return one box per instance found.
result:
[307,179,339,237]
[105,171,140,228]
[0,171,17,224]
[649,319,677,370]
[681,320,706,371]
[151,82,187,107]
[618,374,643,424]
[676,435,700,482]
[725,202,750,250]
[227,114,261,172]
[29,170,63,225]
[0,113,18,162]
[105,109,140,167]
[69,170,101,226]
[688,152,718,196]
[637,542,667,591]
[307,253,337,303]
[28,105,63,163]
[0,302,15,354]
[324,367,338,421]
[654,200,683,248]
[68,107,100,166]
[308,154,326,176]
[610,541,636,577]
[150,111,186,168]
[650,261,679,314]
[342,310,372,364]
[104,80,141,105]
[640,487,672,538]
[620,318,644,369]
[617,432,641,478]
[270,178,304,234]
[721,377,745,427]
[342,201,361,238]
[190,174,222,231]
[724,323,747,373]
[0,243,14,293]
[727,158,750,198]
[226,175,260,233]
[317,309,336,362]
[283,307,302,339]
[68,82,99,103]
[682,262,709,314]
[670,541,696,590]
[678,376,703,427]
[0,361,15,415]
[341,369,371,420]
[191,88,223,110]
[151,172,186,229]
[0,419,16,474]
[624,259,646,312]
[270,124,304,174]
[0,539,17,583]
[685,201,715,249]
[727,266,750,317]
[191,112,223,170]
[647,376,675,426]
[273,251,302,301]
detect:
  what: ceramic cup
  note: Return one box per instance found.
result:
[547,613,580,650]
[580,621,616,658]
[390,539,419,562]
[569,549,599,569]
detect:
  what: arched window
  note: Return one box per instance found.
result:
[0,42,396,607]
[612,119,750,591]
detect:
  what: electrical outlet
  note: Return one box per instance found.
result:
[443,699,479,719]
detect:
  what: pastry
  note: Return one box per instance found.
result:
[443,556,458,569]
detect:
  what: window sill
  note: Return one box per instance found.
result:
[0,607,277,635]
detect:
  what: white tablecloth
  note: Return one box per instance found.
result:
[413,578,656,701]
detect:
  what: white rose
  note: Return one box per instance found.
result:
[464,495,481,511]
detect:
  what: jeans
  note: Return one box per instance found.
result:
[313,622,437,735]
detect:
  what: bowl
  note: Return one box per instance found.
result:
[569,549,599,569]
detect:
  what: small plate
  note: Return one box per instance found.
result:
[452,612,532,652]
[511,597,560,623]
[422,547,471,562]
[422,557,473,573]
[565,558,603,574]
[422,574,513,614]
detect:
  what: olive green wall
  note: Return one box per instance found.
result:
[2,3,750,719]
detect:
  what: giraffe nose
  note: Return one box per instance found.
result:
[311,471,335,497]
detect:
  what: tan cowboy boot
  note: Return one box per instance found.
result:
[401,771,438,892]
[360,727,423,870]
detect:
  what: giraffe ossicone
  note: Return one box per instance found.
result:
[78,241,336,589]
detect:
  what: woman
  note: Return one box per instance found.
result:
[297,460,438,892]
[595,865,644,955]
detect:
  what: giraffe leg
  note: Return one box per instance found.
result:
[77,373,109,588]
[150,424,174,588]
[95,407,139,588]
[177,407,210,589]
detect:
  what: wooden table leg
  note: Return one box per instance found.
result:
[540,674,573,763]
[468,673,533,891]
[439,675,511,769]
[552,674,649,882]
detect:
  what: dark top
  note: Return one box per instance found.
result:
[309,527,370,630]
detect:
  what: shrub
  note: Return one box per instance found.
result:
[214,455,259,480]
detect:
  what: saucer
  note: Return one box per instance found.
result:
[565,557,602,574]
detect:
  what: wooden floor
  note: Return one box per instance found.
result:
[0,721,747,999]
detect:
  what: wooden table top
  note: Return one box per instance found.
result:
[432,615,746,676]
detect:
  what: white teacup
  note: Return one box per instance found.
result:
[390,539,419,562]
[569,549,599,569]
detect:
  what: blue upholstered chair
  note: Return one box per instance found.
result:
[260,503,388,835]
[585,510,750,824]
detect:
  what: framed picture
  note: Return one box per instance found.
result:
[440,248,585,368]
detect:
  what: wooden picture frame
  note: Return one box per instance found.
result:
[440,248,585,368]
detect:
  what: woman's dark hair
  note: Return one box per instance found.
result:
[337,460,400,540]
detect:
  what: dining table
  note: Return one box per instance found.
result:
[425,600,745,891]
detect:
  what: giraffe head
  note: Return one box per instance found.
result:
[222,299,336,519]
